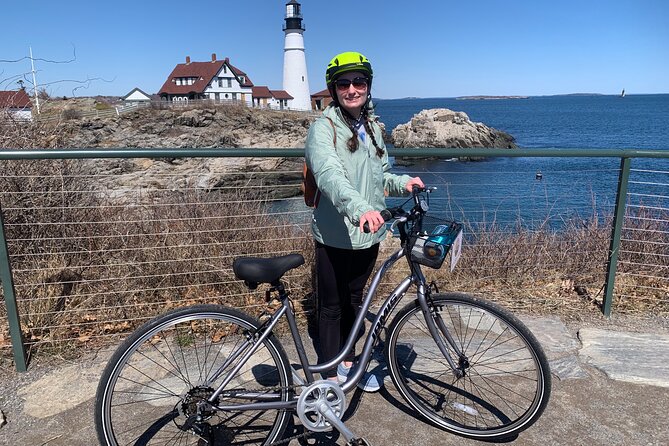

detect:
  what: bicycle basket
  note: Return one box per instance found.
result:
[409,217,463,269]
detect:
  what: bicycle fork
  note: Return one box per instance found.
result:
[416,284,467,378]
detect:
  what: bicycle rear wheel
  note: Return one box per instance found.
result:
[95,304,293,445]
[386,293,551,440]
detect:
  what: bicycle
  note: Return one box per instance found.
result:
[95,186,551,445]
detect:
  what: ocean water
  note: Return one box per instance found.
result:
[375,94,669,150]
[372,94,669,229]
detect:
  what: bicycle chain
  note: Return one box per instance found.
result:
[269,427,314,446]
[267,383,318,446]
[217,383,317,446]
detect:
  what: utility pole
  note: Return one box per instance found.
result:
[29,47,41,114]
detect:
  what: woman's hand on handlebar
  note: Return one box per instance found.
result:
[405,176,425,193]
[359,210,386,234]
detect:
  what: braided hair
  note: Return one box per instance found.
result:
[340,106,385,158]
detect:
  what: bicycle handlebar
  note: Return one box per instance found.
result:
[362,186,432,233]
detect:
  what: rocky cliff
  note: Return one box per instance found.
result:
[47,104,316,197]
[57,104,313,149]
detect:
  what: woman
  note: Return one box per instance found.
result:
[305,52,423,391]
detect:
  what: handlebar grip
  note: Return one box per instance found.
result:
[412,185,425,194]
[362,209,394,233]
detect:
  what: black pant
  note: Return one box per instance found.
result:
[314,241,379,378]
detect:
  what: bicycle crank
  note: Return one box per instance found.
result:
[297,380,346,432]
[297,380,367,443]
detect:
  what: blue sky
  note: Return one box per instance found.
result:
[1,0,667,99]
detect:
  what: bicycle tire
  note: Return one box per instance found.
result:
[95,304,293,445]
[385,293,551,440]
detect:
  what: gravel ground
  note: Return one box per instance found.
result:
[1,315,668,445]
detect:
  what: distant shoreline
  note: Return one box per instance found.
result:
[378,93,668,101]
[455,95,529,100]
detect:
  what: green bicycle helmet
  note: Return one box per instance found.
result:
[325,51,373,89]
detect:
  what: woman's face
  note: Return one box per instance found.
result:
[334,71,369,117]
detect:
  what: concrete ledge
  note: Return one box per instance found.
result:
[579,328,669,388]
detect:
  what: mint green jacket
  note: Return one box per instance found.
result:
[305,105,411,249]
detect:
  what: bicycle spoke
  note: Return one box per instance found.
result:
[96,306,292,446]
[387,294,550,439]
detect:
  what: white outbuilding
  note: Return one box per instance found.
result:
[122,88,152,105]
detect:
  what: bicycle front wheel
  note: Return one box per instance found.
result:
[95,304,293,446]
[386,293,551,440]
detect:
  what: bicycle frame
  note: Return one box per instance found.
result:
[208,241,466,412]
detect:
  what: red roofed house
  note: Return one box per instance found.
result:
[311,88,333,111]
[269,89,293,110]
[158,54,254,105]
[251,86,272,108]
[251,86,293,110]
[0,89,33,121]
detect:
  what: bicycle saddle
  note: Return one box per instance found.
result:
[233,254,305,288]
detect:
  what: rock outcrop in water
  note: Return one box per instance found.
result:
[391,108,517,151]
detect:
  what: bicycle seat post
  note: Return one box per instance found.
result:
[274,279,316,384]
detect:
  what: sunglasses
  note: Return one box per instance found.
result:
[335,77,369,91]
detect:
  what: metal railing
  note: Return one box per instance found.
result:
[1,147,667,371]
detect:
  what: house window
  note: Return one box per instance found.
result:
[218,78,223,88]
[227,78,232,88]
[215,93,220,101]
[239,76,245,84]
[232,93,237,101]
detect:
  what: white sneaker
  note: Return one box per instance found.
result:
[337,362,382,392]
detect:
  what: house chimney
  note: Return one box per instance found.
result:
[186,56,191,64]
[212,53,217,62]
[224,57,229,63]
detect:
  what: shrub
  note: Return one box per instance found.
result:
[62,108,81,120]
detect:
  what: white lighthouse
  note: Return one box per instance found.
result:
[282,0,311,110]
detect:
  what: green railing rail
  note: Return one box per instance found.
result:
[1,147,667,371]
[1,147,667,160]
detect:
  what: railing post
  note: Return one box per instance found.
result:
[0,202,28,371]
[602,157,632,317]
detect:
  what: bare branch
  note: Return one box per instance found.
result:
[1,46,112,97]
[0,45,77,65]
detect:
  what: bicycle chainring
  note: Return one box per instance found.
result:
[296,380,347,432]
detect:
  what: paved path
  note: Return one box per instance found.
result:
[1,315,668,445]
